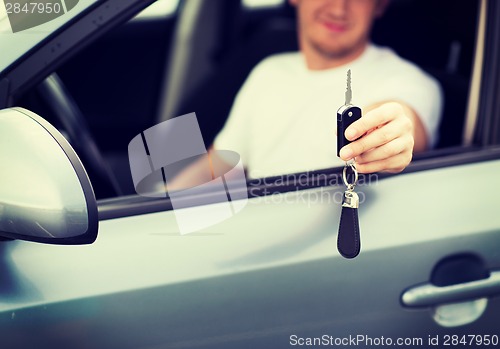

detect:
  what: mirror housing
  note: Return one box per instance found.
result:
[0,108,98,244]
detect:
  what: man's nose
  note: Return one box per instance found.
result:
[325,0,349,18]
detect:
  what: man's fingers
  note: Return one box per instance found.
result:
[356,135,413,164]
[344,102,403,141]
[340,116,410,160]
[356,152,412,174]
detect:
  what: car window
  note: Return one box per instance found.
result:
[10,0,483,201]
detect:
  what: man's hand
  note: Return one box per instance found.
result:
[339,102,427,173]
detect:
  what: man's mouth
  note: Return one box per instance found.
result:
[321,20,348,33]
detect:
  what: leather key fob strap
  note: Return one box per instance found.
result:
[337,206,361,259]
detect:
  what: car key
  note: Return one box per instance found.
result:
[337,69,362,157]
[337,70,362,259]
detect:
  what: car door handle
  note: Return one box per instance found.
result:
[401,270,500,308]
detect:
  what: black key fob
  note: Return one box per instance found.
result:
[337,105,362,157]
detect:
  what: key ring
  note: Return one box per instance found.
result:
[342,162,358,189]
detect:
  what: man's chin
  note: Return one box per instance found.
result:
[313,44,356,60]
[311,40,367,62]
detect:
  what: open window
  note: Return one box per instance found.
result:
[6,0,499,206]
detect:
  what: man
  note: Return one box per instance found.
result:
[173,0,441,187]
[213,0,441,177]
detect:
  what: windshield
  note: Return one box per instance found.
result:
[0,0,99,72]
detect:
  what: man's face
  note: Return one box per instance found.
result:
[290,0,387,61]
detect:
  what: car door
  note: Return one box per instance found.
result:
[1,0,500,348]
[1,156,499,348]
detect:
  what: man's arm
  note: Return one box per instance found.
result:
[165,147,239,191]
[339,101,428,173]
[174,100,425,184]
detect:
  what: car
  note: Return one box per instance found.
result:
[0,0,499,348]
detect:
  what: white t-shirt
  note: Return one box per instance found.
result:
[214,44,442,178]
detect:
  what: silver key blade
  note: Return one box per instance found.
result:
[345,69,352,105]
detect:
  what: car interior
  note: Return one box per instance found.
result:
[15,0,480,199]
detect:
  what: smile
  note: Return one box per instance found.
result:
[321,20,348,33]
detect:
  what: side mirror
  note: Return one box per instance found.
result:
[0,107,98,244]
